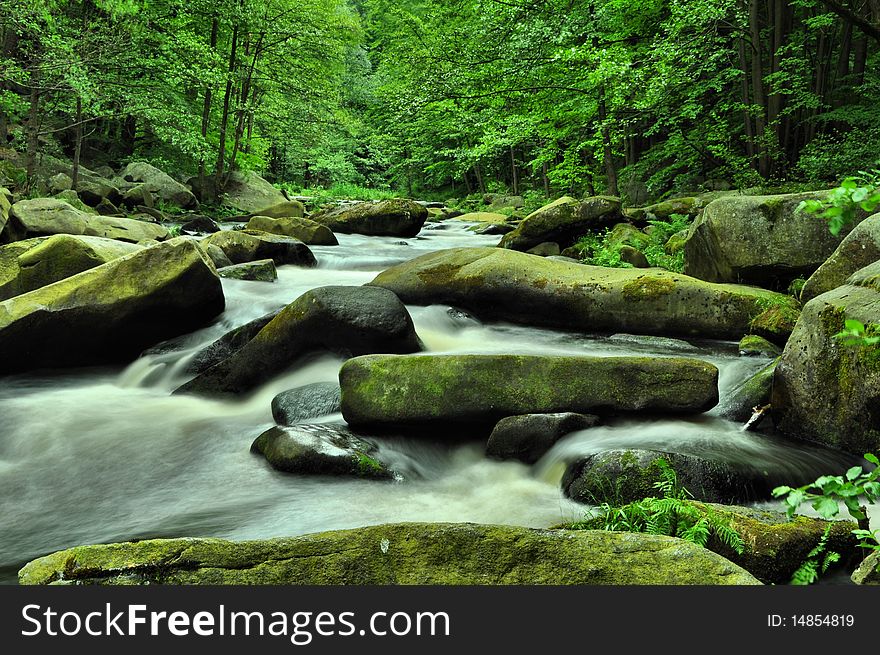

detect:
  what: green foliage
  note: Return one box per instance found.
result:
[573,213,690,272]
[797,170,880,236]
[789,525,842,585]
[574,458,745,554]
[833,319,880,348]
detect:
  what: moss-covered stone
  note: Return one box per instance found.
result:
[250,200,306,219]
[683,191,868,289]
[204,229,316,267]
[217,258,277,282]
[606,222,651,250]
[562,450,758,505]
[120,161,198,209]
[18,523,760,585]
[773,265,880,454]
[369,247,797,341]
[245,215,338,245]
[272,382,342,425]
[721,358,778,422]
[852,550,880,584]
[311,199,428,238]
[6,198,168,243]
[0,238,224,373]
[664,229,689,255]
[801,213,880,303]
[453,211,509,224]
[626,197,702,222]
[738,335,781,357]
[486,412,600,464]
[251,424,393,479]
[499,195,622,251]
[220,170,287,214]
[340,354,718,428]
[177,286,422,396]
[0,185,11,235]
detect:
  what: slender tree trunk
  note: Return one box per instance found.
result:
[749,0,770,177]
[738,37,756,162]
[227,29,265,184]
[542,161,550,196]
[198,16,219,191]
[72,97,83,191]
[473,164,486,194]
[24,70,41,188]
[214,24,240,192]
[852,34,868,86]
[510,146,518,195]
[597,87,618,196]
[244,87,257,154]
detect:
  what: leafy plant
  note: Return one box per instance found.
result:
[797,169,880,236]
[574,458,744,553]
[789,525,841,585]
[833,319,880,348]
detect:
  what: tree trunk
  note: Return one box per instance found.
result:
[597,87,618,196]
[72,97,83,191]
[24,72,41,188]
[198,16,219,192]
[214,24,240,192]
[738,36,756,163]
[749,0,770,177]
[510,146,518,195]
[542,161,550,196]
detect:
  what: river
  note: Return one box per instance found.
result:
[0,220,863,584]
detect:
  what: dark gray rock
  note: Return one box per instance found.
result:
[486,412,600,464]
[217,259,277,282]
[181,216,221,235]
[272,382,342,425]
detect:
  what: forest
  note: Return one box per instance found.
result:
[1,0,880,597]
[2,0,879,202]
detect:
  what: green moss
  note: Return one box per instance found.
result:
[355,452,386,475]
[622,276,676,299]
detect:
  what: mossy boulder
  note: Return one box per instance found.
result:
[217,259,277,282]
[562,450,760,505]
[738,335,781,357]
[18,523,760,585]
[204,243,233,269]
[251,424,393,479]
[185,310,281,375]
[618,245,650,268]
[340,354,718,429]
[0,186,10,234]
[486,412,600,464]
[369,247,799,341]
[220,170,287,214]
[606,222,651,250]
[0,238,224,373]
[120,161,198,209]
[312,199,428,238]
[852,550,880,585]
[720,358,778,422]
[180,216,220,235]
[454,211,510,224]
[664,229,689,255]
[625,197,702,222]
[683,191,867,289]
[272,382,342,425]
[801,213,880,303]
[250,200,306,219]
[4,198,169,243]
[204,229,316,267]
[245,215,338,245]
[0,234,140,301]
[772,262,880,454]
[499,195,622,251]
[176,286,422,396]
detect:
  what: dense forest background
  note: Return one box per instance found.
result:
[1,0,879,203]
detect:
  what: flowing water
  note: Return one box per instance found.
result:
[0,221,865,584]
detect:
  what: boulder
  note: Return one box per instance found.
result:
[486,412,600,464]
[120,162,198,209]
[738,335,781,357]
[664,229,689,255]
[369,247,799,342]
[801,213,880,303]
[626,197,702,222]
[454,211,509,224]
[119,184,154,210]
[94,198,120,215]
[0,234,140,301]
[204,244,233,269]
[180,216,220,235]
[526,242,560,257]
[245,215,338,245]
[772,263,880,453]
[217,259,277,282]
[48,172,72,194]
[251,424,393,479]
[683,191,868,289]
[340,354,718,429]
[76,179,122,207]
[498,196,622,251]
[720,359,777,423]
[4,198,168,243]
[0,238,224,373]
[618,245,650,268]
[186,310,281,375]
[0,186,10,235]
[176,286,422,396]
[562,450,760,505]
[852,550,880,585]
[204,230,316,267]
[249,200,306,219]
[18,523,760,585]
[221,170,287,214]
[484,194,524,209]
[312,199,428,238]
[272,382,342,425]
[606,223,651,250]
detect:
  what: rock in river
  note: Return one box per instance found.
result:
[486,412,600,464]
[311,199,427,238]
[369,247,799,342]
[340,354,718,429]
[246,215,338,245]
[272,382,342,425]
[177,286,422,396]
[0,238,224,373]
[204,229,316,267]
[18,523,760,585]
[499,195,621,251]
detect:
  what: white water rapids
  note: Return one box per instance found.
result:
[0,221,863,583]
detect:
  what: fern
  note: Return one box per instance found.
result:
[789,525,842,585]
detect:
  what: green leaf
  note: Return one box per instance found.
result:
[846,465,864,481]
[864,453,879,466]
[811,495,840,519]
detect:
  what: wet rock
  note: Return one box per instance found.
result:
[217,259,277,282]
[249,200,306,219]
[486,412,600,464]
[272,382,342,425]
[340,354,718,429]
[720,358,778,423]
[186,310,281,375]
[852,550,880,585]
[369,247,799,342]
[801,213,880,303]
[204,244,233,269]
[0,238,224,373]
[177,286,422,396]
[312,199,427,238]
[180,216,220,235]
[204,230,316,267]
[245,215,338,245]
[18,523,760,585]
[738,335,781,357]
[499,196,622,251]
